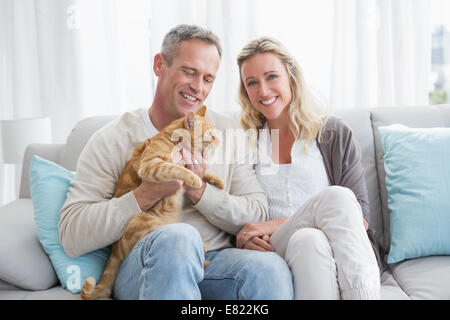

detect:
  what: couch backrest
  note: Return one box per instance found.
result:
[370,105,450,262]
[338,105,450,264]
[59,115,118,171]
[19,115,117,199]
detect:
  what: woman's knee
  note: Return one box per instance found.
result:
[286,228,332,258]
[323,186,357,203]
[318,186,363,222]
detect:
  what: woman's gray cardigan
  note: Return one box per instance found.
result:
[317,116,383,271]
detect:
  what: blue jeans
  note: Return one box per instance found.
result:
[113,223,293,300]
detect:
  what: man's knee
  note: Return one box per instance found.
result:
[141,223,204,257]
[242,252,294,299]
[155,223,202,243]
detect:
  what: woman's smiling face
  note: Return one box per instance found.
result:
[240,52,293,121]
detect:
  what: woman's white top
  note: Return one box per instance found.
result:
[255,122,330,221]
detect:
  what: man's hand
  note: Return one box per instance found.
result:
[133,180,183,212]
[181,148,209,205]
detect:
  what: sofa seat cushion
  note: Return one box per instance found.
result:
[0,199,58,290]
[0,286,84,300]
[380,271,410,300]
[390,256,450,299]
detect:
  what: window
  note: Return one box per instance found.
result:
[430,0,450,104]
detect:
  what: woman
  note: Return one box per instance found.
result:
[236,37,381,300]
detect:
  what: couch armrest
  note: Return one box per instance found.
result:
[0,199,58,290]
[19,143,65,199]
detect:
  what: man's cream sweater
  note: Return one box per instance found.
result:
[58,108,268,257]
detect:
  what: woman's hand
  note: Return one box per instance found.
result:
[363,217,369,231]
[243,235,274,252]
[236,218,286,250]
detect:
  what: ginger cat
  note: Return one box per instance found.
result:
[80,106,224,300]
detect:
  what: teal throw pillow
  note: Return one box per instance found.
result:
[378,124,450,264]
[30,155,111,294]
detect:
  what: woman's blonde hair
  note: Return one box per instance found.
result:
[237,37,328,149]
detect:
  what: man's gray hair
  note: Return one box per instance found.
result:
[161,24,222,66]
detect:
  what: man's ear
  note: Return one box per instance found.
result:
[184,112,196,129]
[153,53,165,76]
[196,106,207,117]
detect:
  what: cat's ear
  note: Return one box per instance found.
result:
[184,112,196,129]
[196,106,207,117]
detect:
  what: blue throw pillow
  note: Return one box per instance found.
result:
[30,155,111,294]
[378,124,450,264]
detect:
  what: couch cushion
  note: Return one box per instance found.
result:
[30,156,111,294]
[371,105,450,263]
[0,199,58,290]
[0,286,83,300]
[380,271,411,300]
[59,116,117,171]
[390,256,450,299]
[379,124,450,263]
[0,279,20,290]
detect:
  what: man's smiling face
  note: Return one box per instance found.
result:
[156,39,221,118]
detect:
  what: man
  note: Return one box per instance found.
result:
[58,24,293,300]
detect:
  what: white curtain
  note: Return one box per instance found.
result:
[0,0,153,204]
[0,0,434,204]
[0,0,153,140]
[330,0,431,110]
[0,0,260,204]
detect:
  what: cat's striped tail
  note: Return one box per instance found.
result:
[80,253,121,300]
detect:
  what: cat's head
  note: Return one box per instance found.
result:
[170,106,220,155]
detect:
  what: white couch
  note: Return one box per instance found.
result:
[1,105,450,299]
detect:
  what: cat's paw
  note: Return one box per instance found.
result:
[211,179,224,190]
[203,173,225,190]
[186,174,203,188]
[80,277,96,300]
[202,243,210,268]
